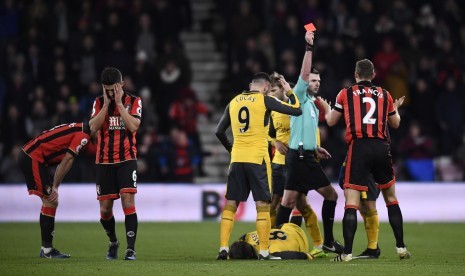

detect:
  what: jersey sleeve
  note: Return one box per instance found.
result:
[386,92,396,116]
[264,94,302,116]
[90,98,101,118]
[130,97,142,119]
[334,89,345,113]
[67,132,91,158]
[215,104,233,152]
[293,76,309,102]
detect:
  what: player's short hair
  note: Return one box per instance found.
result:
[82,121,91,135]
[229,241,257,260]
[310,66,319,75]
[355,59,375,79]
[252,72,271,83]
[101,67,122,85]
[270,72,283,88]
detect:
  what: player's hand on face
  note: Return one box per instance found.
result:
[316,147,331,159]
[279,77,292,94]
[394,96,405,110]
[102,87,111,107]
[114,83,123,105]
[305,31,314,45]
[275,140,289,155]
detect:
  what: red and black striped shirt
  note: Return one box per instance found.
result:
[22,123,90,166]
[91,93,142,164]
[334,81,396,143]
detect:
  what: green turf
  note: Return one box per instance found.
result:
[0,222,464,275]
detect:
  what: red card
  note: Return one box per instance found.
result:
[304,23,316,32]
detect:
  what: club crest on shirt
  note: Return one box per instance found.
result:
[109,116,126,130]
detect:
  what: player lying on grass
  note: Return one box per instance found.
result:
[228,223,317,260]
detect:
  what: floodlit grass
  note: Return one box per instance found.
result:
[0,222,464,275]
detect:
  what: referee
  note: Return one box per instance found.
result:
[275,31,343,254]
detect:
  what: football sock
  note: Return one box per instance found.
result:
[342,207,357,255]
[100,212,117,242]
[275,205,292,227]
[124,207,138,250]
[301,205,323,247]
[387,202,405,248]
[322,200,336,245]
[270,209,277,229]
[256,206,271,252]
[363,209,379,250]
[220,205,237,248]
[40,206,56,248]
[290,208,303,226]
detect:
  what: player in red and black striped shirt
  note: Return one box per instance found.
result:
[19,122,92,258]
[89,67,142,261]
[319,59,410,261]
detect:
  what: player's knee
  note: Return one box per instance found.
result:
[325,187,338,201]
[121,193,135,209]
[281,196,297,208]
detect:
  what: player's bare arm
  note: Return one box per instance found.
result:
[46,152,76,204]
[318,96,341,127]
[215,104,233,152]
[300,31,314,82]
[388,96,405,129]
[115,83,141,132]
[89,88,110,133]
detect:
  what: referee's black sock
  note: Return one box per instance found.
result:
[387,202,405,248]
[124,207,138,250]
[342,208,357,255]
[322,200,336,245]
[275,205,293,228]
[100,213,117,242]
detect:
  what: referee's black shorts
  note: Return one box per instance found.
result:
[285,149,330,195]
[226,161,272,202]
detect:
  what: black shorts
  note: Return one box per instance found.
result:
[96,160,138,200]
[285,149,330,195]
[343,138,395,192]
[272,163,286,196]
[339,162,380,201]
[18,150,52,197]
[226,162,271,202]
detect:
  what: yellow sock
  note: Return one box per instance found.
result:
[270,209,277,228]
[220,205,237,248]
[301,205,323,247]
[364,209,379,250]
[256,205,271,251]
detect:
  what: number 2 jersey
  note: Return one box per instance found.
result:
[22,123,90,166]
[334,81,396,144]
[242,223,310,254]
[91,93,142,164]
[215,91,301,164]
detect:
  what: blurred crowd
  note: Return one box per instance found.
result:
[216,0,465,181]
[0,0,210,183]
[1,0,465,183]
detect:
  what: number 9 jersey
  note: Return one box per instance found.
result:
[229,92,270,164]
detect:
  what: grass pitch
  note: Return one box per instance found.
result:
[0,222,464,275]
